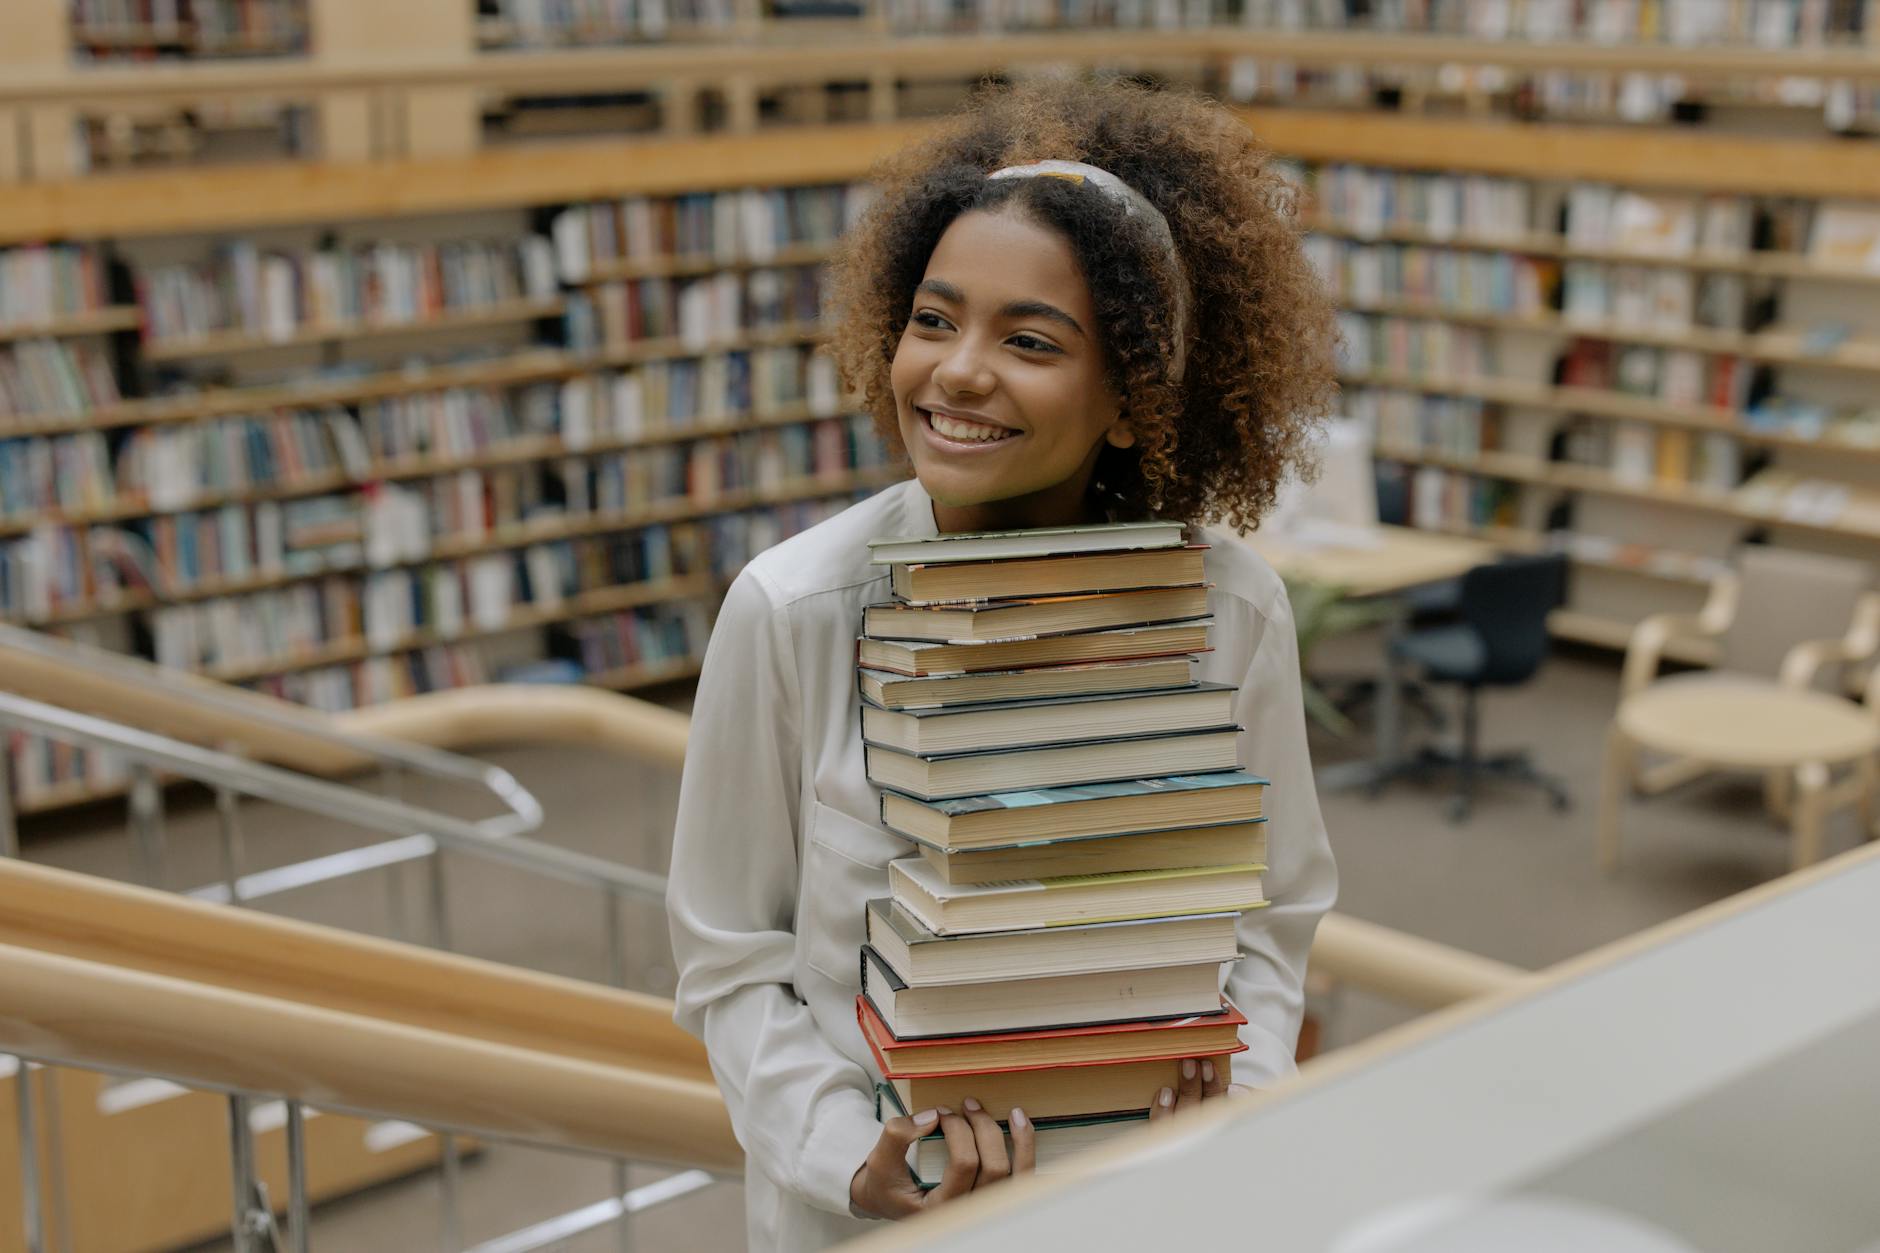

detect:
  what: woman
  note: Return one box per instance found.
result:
[667,75,1339,1252]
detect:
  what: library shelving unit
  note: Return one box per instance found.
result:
[3,8,1880,804]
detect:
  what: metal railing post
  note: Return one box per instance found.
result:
[216,786,247,906]
[439,1132,465,1253]
[285,1101,310,1253]
[129,767,166,887]
[226,1095,265,1253]
[15,1060,45,1253]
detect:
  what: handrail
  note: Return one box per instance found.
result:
[5,29,1877,106]
[0,858,739,1170]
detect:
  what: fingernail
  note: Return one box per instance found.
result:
[963,1097,981,1113]
[1182,1059,1197,1080]
[1227,1085,1254,1099]
[1011,1108,1028,1130]
[1203,1060,1215,1083]
[1158,1087,1174,1107]
[936,1106,954,1116]
[913,1109,939,1128]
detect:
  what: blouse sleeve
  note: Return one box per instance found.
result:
[1224,587,1339,1085]
[666,568,883,1215]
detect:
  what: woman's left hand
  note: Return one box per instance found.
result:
[1147,1056,1252,1121]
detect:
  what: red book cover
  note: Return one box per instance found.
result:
[857,993,1248,1080]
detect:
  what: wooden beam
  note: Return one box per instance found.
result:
[0,120,930,242]
[1238,107,1880,197]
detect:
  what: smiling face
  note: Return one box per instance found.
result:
[889,208,1134,533]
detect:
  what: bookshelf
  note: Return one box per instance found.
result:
[1,75,1878,805]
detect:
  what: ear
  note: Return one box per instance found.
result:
[1104,420,1136,450]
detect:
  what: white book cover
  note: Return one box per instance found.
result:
[432,565,466,638]
[520,235,557,298]
[551,210,590,284]
[559,377,594,450]
[468,556,514,631]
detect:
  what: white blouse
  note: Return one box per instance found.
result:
[666,478,1337,1253]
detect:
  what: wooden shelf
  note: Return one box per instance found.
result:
[0,399,858,545]
[1341,298,1880,377]
[0,321,826,437]
[196,571,720,684]
[1306,217,1880,290]
[1378,443,1880,542]
[0,306,142,342]
[588,654,708,690]
[1344,368,1880,461]
[140,297,569,362]
[14,464,903,629]
[15,774,132,816]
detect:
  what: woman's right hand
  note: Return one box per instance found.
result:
[849,1099,1036,1219]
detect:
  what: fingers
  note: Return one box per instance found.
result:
[962,1098,1010,1186]
[1148,1084,1176,1123]
[859,1112,937,1219]
[1010,1107,1036,1174]
[925,1107,981,1204]
[1201,1056,1229,1099]
[1177,1057,1204,1111]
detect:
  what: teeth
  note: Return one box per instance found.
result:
[927,411,1014,443]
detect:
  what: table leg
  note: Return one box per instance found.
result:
[1791,762,1829,872]
[1765,768,1793,821]
[1316,598,1411,792]
[1596,724,1632,874]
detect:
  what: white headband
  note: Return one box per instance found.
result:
[986,159,1191,383]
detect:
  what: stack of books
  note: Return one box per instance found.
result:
[854,521,1270,1184]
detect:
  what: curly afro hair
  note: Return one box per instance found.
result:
[826,76,1339,533]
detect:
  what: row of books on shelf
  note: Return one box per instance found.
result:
[1305,237,1555,316]
[2,491,892,801]
[0,424,887,620]
[849,521,1264,1174]
[884,0,1213,30]
[1336,312,1498,378]
[1241,0,1873,44]
[558,348,845,445]
[546,185,869,284]
[1557,336,1759,411]
[1301,162,1879,273]
[1559,417,1745,489]
[0,351,853,522]
[0,341,124,421]
[564,265,825,353]
[135,237,561,344]
[71,0,307,45]
[482,0,739,46]
[0,247,114,329]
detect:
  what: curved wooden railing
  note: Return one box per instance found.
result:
[0,855,740,1171]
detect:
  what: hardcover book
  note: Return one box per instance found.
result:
[918,819,1268,885]
[863,898,1243,987]
[889,545,1208,606]
[857,655,1198,710]
[888,855,1266,935]
[857,619,1213,677]
[878,769,1268,849]
[862,584,1211,643]
[866,726,1242,800]
[856,990,1246,1073]
[859,945,1231,1037]
[860,682,1236,755]
[866,519,1186,566]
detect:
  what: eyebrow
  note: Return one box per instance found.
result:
[914,279,1087,339]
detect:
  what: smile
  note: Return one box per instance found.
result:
[919,408,1020,445]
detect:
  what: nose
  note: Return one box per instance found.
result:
[931,332,994,398]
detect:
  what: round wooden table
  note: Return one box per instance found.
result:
[1598,678,1880,872]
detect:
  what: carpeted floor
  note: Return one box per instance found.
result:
[18,629,1867,1252]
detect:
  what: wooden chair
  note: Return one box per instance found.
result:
[1599,547,1880,872]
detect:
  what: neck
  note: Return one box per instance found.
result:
[929,473,1107,535]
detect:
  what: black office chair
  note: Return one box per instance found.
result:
[1373,553,1572,822]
